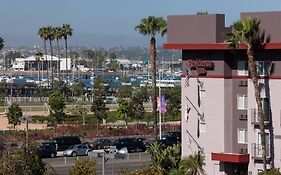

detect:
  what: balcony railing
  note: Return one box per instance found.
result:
[251,143,270,159]
[251,109,270,125]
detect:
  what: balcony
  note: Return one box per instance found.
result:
[251,109,270,125]
[251,143,270,160]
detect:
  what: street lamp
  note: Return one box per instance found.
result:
[158,57,162,140]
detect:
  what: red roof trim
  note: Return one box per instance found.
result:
[180,75,281,79]
[163,43,281,50]
[211,153,249,163]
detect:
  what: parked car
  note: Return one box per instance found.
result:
[111,137,146,153]
[157,131,181,147]
[45,136,81,151]
[63,144,91,157]
[89,138,113,150]
[38,144,57,158]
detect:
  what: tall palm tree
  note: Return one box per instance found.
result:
[135,16,167,136]
[54,27,63,79]
[227,17,270,173]
[35,52,43,82]
[62,24,73,77]
[179,152,205,175]
[37,27,48,83]
[0,37,4,51]
[46,26,55,87]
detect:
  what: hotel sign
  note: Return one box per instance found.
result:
[188,59,215,76]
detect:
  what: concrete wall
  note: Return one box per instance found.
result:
[182,77,226,175]
[167,14,226,44]
[241,11,281,42]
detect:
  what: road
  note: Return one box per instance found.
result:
[43,152,151,175]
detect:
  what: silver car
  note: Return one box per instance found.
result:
[63,144,91,157]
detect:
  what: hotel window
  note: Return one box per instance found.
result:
[237,128,247,144]
[237,94,248,110]
[238,61,248,76]
[256,61,272,76]
[262,98,270,121]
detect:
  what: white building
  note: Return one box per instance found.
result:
[12,55,71,71]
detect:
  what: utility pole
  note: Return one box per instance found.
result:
[159,57,162,139]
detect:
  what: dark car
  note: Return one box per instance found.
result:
[38,144,57,158]
[89,138,113,150]
[112,137,146,153]
[46,136,81,151]
[157,131,181,147]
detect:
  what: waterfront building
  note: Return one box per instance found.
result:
[12,55,71,71]
[164,11,281,175]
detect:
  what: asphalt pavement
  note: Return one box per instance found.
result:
[43,152,151,175]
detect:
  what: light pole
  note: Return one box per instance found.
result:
[159,57,162,140]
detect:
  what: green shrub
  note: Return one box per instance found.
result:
[258,168,281,175]
[70,160,96,175]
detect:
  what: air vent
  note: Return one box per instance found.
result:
[239,114,248,120]
[239,80,248,86]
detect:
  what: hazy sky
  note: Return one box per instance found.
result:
[1,0,281,47]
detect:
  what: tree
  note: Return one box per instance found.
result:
[117,85,132,98]
[71,79,85,100]
[179,152,205,175]
[4,51,22,69]
[91,95,108,133]
[117,99,131,127]
[52,79,71,99]
[0,83,5,106]
[0,37,4,51]
[82,49,95,60]
[70,160,96,175]
[70,102,89,125]
[166,86,181,125]
[147,142,181,175]
[107,57,118,72]
[62,24,73,72]
[35,52,43,81]
[54,26,63,78]
[94,50,106,70]
[135,16,167,136]
[92,76,108,98]
[38,27,49,86]
[7,104,22,129]
[130,92,145,121]
[48,90,66,123]
[227,17,270,173]
[0,142,53,175]
[46,26,55,87]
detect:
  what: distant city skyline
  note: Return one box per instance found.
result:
[1,0,281,47]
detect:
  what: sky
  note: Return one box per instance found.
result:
[1,0,281,47]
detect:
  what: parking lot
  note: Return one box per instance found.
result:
[43,151,151,175]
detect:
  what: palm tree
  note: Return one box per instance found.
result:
[135,16,167,136]
[54,27,63,79]
[38,27,48,83]
[35,52,43,82]
[46,26,55,87]
[227,17,270,173]
[179,152,205,175]
[0,37,4,51]
[62,24,73,77]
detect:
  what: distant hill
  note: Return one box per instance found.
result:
[2,33,166,48]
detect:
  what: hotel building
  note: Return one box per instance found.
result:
[164,11,281,175]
